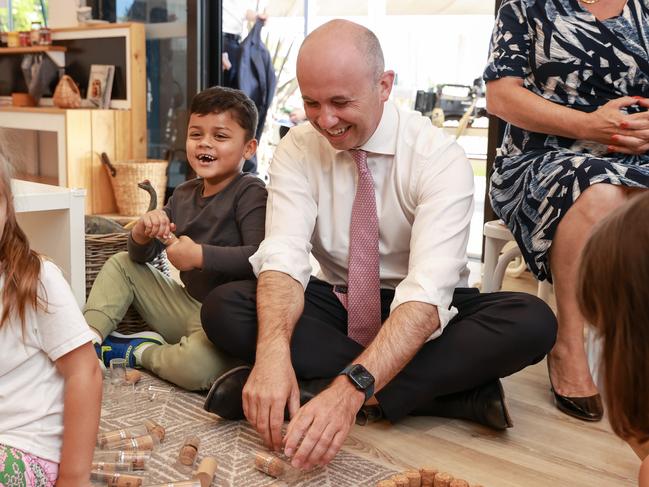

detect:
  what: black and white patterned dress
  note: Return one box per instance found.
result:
[484,0,649,282]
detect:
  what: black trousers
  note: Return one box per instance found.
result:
[222,33,241,89]
[201,277,557,422]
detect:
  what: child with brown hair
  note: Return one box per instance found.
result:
[578,190,649,486]
[0,145,102,485]
[85,86,267,391]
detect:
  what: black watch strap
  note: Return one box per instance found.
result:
[339,364,375,402]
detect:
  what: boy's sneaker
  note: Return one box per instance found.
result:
[98,331,166,368]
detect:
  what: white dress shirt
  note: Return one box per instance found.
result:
[250,100,474,338]
[222,0,255,35]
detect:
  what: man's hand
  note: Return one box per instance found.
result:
[221,52,232,71]
[243,348,300,452]
[131,209,175,244]
[283,376,364,470]
[164,235,202,271]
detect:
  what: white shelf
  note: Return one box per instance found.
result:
[13,179,86,306]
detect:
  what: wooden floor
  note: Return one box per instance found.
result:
[345,272,639,487]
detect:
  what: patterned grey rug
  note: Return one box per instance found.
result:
[99,373,396,486]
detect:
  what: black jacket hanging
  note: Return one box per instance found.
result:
[237,19,277,141]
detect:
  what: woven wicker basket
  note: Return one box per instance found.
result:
[52,75,81,109]
[86,232,171,334]
[106,159,168,216]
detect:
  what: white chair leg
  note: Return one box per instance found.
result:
[492,245,523,293]
[482,237,508,293]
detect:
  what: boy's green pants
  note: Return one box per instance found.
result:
[83,252,239,390]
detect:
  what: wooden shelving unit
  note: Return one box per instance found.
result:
[0,45,67,67]
[0,23,146,215]
[0,45,66,54]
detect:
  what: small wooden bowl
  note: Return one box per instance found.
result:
[11,92,36,107]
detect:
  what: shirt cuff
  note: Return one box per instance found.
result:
[391,260,466,340]
[249,237,313,290]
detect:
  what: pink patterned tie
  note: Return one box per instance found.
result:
[344,149,382,346]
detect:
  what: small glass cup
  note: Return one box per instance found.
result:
[109,358,127,385]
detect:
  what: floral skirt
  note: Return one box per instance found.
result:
[490,150,649,282]
[0,444,58,487]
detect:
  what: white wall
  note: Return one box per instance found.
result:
[48,0,81,28]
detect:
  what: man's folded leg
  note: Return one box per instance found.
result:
[200,278,361,418]
[201,281,557,429]
[376,290,557,427]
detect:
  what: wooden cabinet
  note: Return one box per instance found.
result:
[0,106,140,214]
[0,23,146,215]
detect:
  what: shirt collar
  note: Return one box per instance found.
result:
[359,99,398,156]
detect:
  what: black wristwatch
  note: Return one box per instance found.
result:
[339,364,375,402]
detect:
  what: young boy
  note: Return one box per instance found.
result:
[85,86,267,391]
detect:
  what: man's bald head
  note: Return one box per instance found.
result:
[295,20,394,151]
[298,20,385,82]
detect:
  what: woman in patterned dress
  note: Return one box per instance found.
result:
[484,0,649,421]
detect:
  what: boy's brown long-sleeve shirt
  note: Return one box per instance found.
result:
[128,173,267,302]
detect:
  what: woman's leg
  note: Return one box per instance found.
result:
[549,183,644,396]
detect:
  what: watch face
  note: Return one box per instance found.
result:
[350,364,375,389]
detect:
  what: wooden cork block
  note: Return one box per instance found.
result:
[254,451,286,478]
[376,481,397,487]
[125,369,142,384]
[194,457,218,487]
[449,480,469,487]
[143,420,166,442]
[433,472,454,487]
[404,469,421,487]
[391,474,410,487]
[420,467,438,487]
[178,436,200,466]
[105,473,144,487]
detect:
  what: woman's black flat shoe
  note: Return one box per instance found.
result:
[551,389,603,422]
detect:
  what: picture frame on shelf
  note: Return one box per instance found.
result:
[86,64,115,109]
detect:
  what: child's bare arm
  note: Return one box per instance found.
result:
[55,342,102,486]
[131,209,176,245]
[641,455,649,487]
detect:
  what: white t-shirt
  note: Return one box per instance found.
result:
[0,260,94,462]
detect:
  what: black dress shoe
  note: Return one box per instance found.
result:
[204,366,333,420]
[551,389,603,422]
[204,365,251,420]
[356,405,384,425]
[412,380,513,430]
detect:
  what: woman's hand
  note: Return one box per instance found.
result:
[487,78,648,153]
[586,97,649,154]
[606,97,649,155]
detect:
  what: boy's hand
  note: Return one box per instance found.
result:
[165,235,203,271]
[132,210,175,244]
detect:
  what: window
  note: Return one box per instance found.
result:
[0,0,48,32]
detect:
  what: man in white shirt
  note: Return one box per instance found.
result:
[202,20,557,470]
